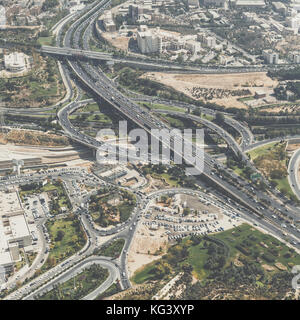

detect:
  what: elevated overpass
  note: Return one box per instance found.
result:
[41,45,273,74]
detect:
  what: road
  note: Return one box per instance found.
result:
[24,256,119,300]
[3,0,300,300]
[288,147,300,201]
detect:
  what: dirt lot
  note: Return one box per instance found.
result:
[127,224,168,278]
[101,32,130,51]
[260,104,300,114]
[141,72,278,109]
[0,129,69,147]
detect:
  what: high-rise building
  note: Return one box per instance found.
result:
[288,51,300,63]
[0,6,6,28]
[137,25,162,54]
[187,0,199,8]
[262,50,279,64]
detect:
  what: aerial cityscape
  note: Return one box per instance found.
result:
[1,0,300,304]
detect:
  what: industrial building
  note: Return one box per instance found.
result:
[0,191,32,275]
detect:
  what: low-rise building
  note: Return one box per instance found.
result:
[233,0,266,7]
[100,10,116,32]
[4,52,28,72]
[0,191,32,274]
[203,0,227,7]
[272,2,287,15]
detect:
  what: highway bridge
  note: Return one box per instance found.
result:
[41,45,282,74]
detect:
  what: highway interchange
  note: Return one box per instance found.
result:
[2,0,300,300]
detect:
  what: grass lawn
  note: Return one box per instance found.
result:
[151,172,180,187]
[42,217,86,271]
[232,166,245,177]
[80,103,99,112]
[119,203,135,222]
[187,243,209,279]
[139,102,185,113]
[38,36,55,46]
[213,224,300,270]
[238,96,255,102]
[132,261,160,284]
[96,239,125,258]
[247,142,295,199]
[162,115,185,129]
[273,177,294,198]
[132,223,300,284]
[247,142,277,161]
[201,113,214,121]
[38,264,109,300]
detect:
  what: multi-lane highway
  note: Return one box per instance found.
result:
[288,147,300,201]
[3,0,300,301]
[57,0,300,241]
[24,256,119,300]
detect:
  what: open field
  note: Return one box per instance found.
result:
[38,36,55,46]
[0,53,65,108]
[131,223,300,299]
[247,142,295,199]
[0,129,69,147]
[38,264,109,300]
[101,32,130,51]
[141,72,278,109]
[128,224,168,280]
[247,142,278,160]
[95,239,125,258]
[41,216,86,271]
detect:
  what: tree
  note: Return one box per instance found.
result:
[183,208,190,216]
[192,109,202,117]
[215,112,225,124]
[56,230,65,241]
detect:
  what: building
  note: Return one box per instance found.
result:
[263,50,279,64]
[0,5,6,28]
[0,191,32,274]
[233,0,266,7]
[129,3,153,21]
[4,52,27,73]
[254,90,266,99]
[288,51,300,63]
[242,12,257,22]
[197,33,216,48]
[203,0,227,7]
[187,0,199,8]
[272,2,287,15]
[99,10,116,32]
[137,25,162,54]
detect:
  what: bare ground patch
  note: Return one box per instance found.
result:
[141,72,278,109]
